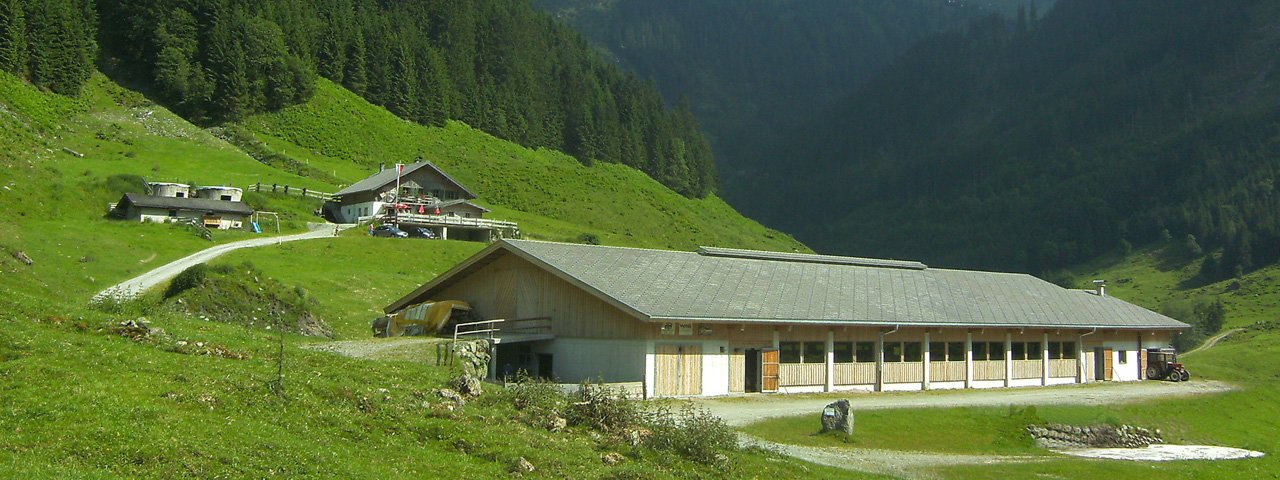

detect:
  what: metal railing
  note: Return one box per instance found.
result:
[252,183,335,201]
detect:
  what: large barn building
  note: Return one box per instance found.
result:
[386,240,1188,398]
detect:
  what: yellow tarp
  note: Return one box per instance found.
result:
[387,300,471,337]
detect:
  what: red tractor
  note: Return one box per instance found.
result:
[1146,348,1190,382]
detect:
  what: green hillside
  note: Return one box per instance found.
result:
[0,63,825,477]
[241,78,803,252]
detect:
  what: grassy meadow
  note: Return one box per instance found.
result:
[0,70,859,478]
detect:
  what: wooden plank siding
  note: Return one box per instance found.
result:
[1049,359,1076,378]
[883,362,924,383]
[779,364,826,386]
[729,351,745,393]
[929,361,966,382]
[436,253,648,339]
[973,360,1006,381]
[1012,360,1042,379]
[834,363,876,385]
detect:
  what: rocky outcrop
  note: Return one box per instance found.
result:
[1028,423,1163,449]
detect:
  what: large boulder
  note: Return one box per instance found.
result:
[820,399,854,435]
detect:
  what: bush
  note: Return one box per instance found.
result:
[566,382,640,433]
[643,402,737,465]
[509,373,567,415]
[164,264,208,299]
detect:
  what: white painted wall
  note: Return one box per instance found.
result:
[338,201,385,223]
[1104,339,1142,382]
[137,208,244,229]
[643,339,731,397]
[536,338,646,385]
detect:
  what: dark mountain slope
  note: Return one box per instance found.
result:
[760,0,1280,276]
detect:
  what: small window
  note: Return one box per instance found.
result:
[1118,350,1128,364]
[1048,341,1062,359]
[175,192,185,198]
[973,342,989,361]
[833,342,853,363]
[883,342,903,363]
[989,342,1005,360]
[948,342,965,361]
[855,342,875,363]
[1062,342,1077,359]
[929,342,946,361]
[802,342,825,363]
[168,209,178,217]
[903,342,922,362]
[1027,342,1043,360]
[1011,342,1026,360]
[220,194,232,201]
[779,342,801,364]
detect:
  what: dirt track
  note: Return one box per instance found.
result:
[92,223,350,302]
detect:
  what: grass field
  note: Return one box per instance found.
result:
[0,69,877,478]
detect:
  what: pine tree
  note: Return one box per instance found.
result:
[342,29,366,95]
[0,0,28,77]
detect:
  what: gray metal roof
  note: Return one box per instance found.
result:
[392,240,1188,330]
[437,199,490,212]
[119,193,253,215]
[334,161,477,198]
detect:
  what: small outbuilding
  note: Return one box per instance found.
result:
[386,240,1189,398]
[112,192,252,230]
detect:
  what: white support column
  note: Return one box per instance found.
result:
[825,330,835,392]
[922,331,931,390]
[1078,335,1088,384]
[875,335,885,392]
[1004,331,1013,388]
[964,331,974,389]
[772,329,780,349]
[1042,332,1050,386]
[441,226,449,240]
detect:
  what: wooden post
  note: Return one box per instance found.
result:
[922,331,931,390]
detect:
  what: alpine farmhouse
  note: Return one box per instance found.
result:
[387,240,1189,398]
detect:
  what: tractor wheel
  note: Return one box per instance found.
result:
[1179,370,1190,382]
[1146,366,1161,380]
[1169,372,1181,382]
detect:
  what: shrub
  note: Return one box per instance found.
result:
[164,264,208,299]
[643,402,737,465]
[565,381,640,433]
[509,373,567,415]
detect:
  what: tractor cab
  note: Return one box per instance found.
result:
[1145,348,1190,382]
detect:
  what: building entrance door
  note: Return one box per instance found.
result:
[761,348,779,393]
[655,344,703,396]
[744,349,761,393]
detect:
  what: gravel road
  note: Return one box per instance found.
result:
[91,223,350,302]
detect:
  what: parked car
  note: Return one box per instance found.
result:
[408,227,437,239]
[371,225,409,238]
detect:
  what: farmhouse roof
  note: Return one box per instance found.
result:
[387,240,1189,330]
[437,199,490,212]
[118,193,253,215]
[334,160,476,199]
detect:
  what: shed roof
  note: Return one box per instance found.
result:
[334,161,476,199]
[388,240,1188,331]
[118,193,254,215]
